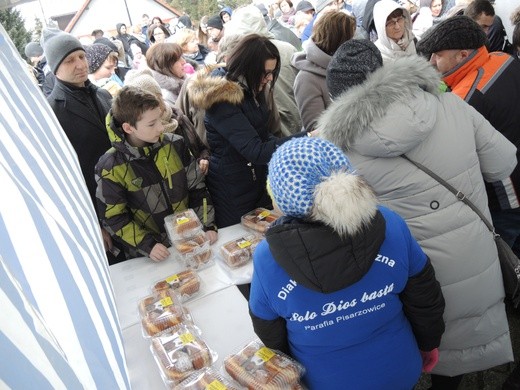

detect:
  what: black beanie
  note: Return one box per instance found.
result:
[416,16,487,57]
[207,14,224,30]
[93,37,119,53]
[327,39,383,99]
[85,43,114,74]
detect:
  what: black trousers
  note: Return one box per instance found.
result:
[430,374,464,390]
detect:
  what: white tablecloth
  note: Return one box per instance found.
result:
[109,223,259,389]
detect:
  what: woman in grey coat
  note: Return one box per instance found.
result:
[291,11,356,131]
[319,40,515,388]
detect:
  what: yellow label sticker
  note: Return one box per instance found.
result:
[159,296,173,307]
[176,216,190,225]
[165,274,180,284]
[257,210,270,220]
[180,332,194,344]
[207,380,227,390]
[237,239,251,249]
[255,347,275,362]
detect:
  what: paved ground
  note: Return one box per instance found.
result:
[415,301,520,390]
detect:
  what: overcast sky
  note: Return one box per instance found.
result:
[15,0,83,30]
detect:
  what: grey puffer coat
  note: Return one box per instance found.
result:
[319,55,516,376]
[291,39,332,132]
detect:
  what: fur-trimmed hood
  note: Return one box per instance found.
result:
[319,55,442,157]
[187,66,244,110]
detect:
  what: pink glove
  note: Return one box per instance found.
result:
[420,348,439,373]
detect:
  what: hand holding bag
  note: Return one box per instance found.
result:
[402,155,520,307]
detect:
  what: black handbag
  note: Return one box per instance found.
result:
[402,155,520,307]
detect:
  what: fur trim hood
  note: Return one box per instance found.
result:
[187,66,244,110]
[319,55,442,157]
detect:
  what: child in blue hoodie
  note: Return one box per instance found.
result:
[249,137,445,389]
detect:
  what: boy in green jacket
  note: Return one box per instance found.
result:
[95,86,217,263]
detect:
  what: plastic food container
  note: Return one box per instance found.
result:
[150,324,216,386]
[152,269,201,302]
[220,233,263,268]
[172,232,213,270]
[178,367,241,390]
[224,340,305,389]
[138,289,190,337]
[240,208,281,234]
[165,209,203,241]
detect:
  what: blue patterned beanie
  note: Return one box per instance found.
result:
[268,137,353,218]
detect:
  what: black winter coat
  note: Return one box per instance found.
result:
[47,79,112,209]
[188,69,286,227]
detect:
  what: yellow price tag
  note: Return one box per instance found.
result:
[165,274,180,284]
[180,332,195,345]
[257,210,270,220]
[176,216,190,225]
[159,296,173,307]
[255,347,275,362]
[237,239,251,249]
[207,380,227,390]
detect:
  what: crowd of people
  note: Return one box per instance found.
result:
[13,0,520,388]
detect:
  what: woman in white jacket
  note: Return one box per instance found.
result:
[320,39,515,389]
[373,0,417,62]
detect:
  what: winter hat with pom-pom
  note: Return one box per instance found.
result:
[267,137,378,236]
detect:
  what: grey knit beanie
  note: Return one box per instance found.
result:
[42,28,84,74]
[327,39,383,99]
[24,42,43,58]
[416,16,487,56]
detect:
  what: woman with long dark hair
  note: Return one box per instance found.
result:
[188,34,304,229]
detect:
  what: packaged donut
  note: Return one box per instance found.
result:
[138,289,191,337]
[165,209,203,241]
[172,232,213,270]
[220,233,263,268]
[178,367,241,390]
[152,269,201,301]
[150,323,216,386]
[224,340,305,390]
[240,208,281,234]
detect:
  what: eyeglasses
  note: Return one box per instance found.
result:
[153,31,165,36]
[385,15,405,28]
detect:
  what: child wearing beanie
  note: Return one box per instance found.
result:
[249,137,445,389]
[85,43,122,96]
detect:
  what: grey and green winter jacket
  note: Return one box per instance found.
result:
[95,113,216,259]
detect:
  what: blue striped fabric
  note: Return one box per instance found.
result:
[0,24,130,389]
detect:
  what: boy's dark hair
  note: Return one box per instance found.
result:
[112,86,164,127]
[226,34,281,95]
[464,0,495,20]
[91,29,104,37]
